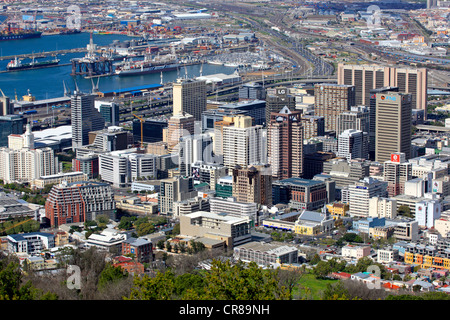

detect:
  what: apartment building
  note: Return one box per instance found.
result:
[342,244,372,260]
[231,164,272,206]
[314,83,356,132]
[45,180,115,227]
[7,232,55,255]
[368,197,397,219]
[158,176,197,215]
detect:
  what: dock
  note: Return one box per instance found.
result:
[0,48,87,61]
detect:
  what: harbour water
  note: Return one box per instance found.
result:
[0,32,235,100]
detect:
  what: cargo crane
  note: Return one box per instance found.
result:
[133,113,144,149]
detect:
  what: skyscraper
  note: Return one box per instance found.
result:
[338,129,369,161]
[368,87,399,160]
[267,106,303,180]
[337,105,369,136]
[172,78,207,121]
[0,115,24,147]
[232,164,272,206]
[314,83,356,132]
[71,92,105,150]
[265,87,296,126]
[337,63,427,113]
[0,95,13,116]
[222,115,266,169]
[375,92,412,163]
[166,112,195,152]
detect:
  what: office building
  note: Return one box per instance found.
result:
[45,180,115,227]
[314,83,356,132]
[272,177,328,211]
[267,106,303,180]
[303,151,336,180]
[337,105,369,136]
[209,197,257,223]
[239,82,266,101]
[180,211,252,248]
[0,95,13,116]
[416,198,441,229]
[368,87,399,159]
[0,115,24,148]
[294,210,335,235]
[178,133,213,177]
[265,87,296,125]
[190,161,228,190]
[202,100,266,128]
[232,164,272,206]
[88,126,131,152]
[99,149,158,188]
[71,92,105,149]
[133,119,168,144]
[173,196,210,217]
[368,197,398,219]
[384,153,412,197]
[337,129,369,161]
[348,177,388,217]
[222,115,266,169]
[73,153,99,179]
[322,158,370,188]
[95,101,120,127]
[31,171,88,189]
[337,63,427,112]
[375,92,412,162]
[121,237,153,263]
[172,78,207,121]
[300,115,325,139]
[167,112,195,152]
[158,176,197,215]
[215,175,233,198]
[233,242,298,267]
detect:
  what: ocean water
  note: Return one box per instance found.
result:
[0,32,235,100]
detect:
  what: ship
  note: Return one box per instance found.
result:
[115,53,180,76]
[7,56,60,71]
[0,30,42,41]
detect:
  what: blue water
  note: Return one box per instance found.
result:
[0,33,235,100]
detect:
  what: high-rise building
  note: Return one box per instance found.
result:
[416,198,441,228]
[232,164,272,206]
[71,92,105,149]
[384,152,412,197]
[239,82,265,101]
[167,112,195,152]
[267,106,303,180]
[0,124,59,183]
[95,101,120,126]
[178,133,213,176]
[337,129,369,161]
[348,177,388,217]
[265,87,296,126]
[158,176,197,215]
[337,63,427,113]
[45,180,115,227]
[300,115,325,140]
[222,115,266,169]
[368,87,399,159]
[0,115,24,147]
[314,83,356,132]
[0,95,13,116]
[337,105,369,136]
[375,92,412,163]
[172,78,207,121]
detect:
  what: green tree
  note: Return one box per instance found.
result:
[322,281,351,300]
[127,269,176,300]
[197,260,291,300]
[136,222,155,237]
[312,260,332,279]
[98,264,129,290]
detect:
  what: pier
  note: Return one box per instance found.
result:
[0,48,87,61]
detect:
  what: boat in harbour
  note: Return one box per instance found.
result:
[7,55,60,71]
[115,53,180,76]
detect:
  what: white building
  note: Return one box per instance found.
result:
[377,248,399,264]
[7,232,55,255]
[337,129,368,160]
[222,116,266,169]
[84,228,129,251]
[209,197,257,222]
[415,197,441,228]
[368,197,397,219]
[0,124,59,184]
[348,177,388,217]
[99,149,157,188]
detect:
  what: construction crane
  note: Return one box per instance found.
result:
[133,113,144,149]
[2,218,34,233]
